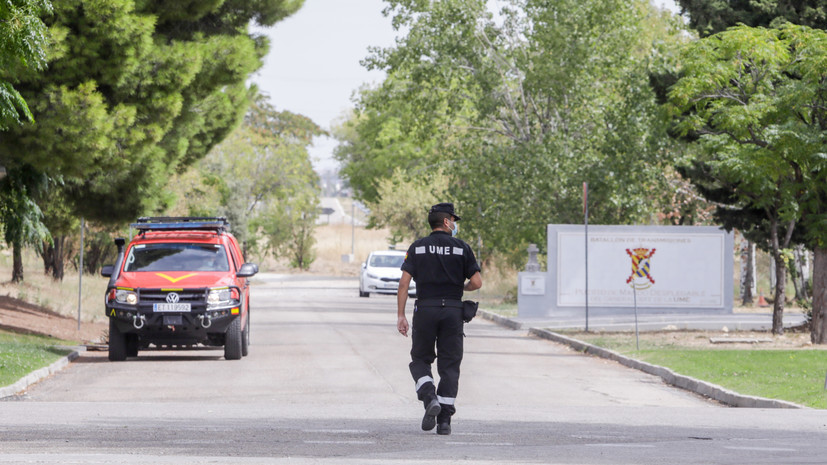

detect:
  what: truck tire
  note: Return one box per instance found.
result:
[126,334,139,358]
[241,313,250,357]
[108,319,127,361]
[224,316,242,360]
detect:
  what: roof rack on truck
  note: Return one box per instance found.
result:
[130,217,230,234]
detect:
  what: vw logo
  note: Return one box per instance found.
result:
[166,292,180,304]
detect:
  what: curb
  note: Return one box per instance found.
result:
[478,309,522,330]
[477,310,805,409]
[0,347,84,399]
[528,328,805,409]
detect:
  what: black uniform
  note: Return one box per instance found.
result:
[401,230,480,423]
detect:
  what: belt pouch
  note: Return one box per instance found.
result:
[462,300,478,323]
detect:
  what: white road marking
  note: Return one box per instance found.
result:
[724,446,797,452]
[446,442,514,446]
[587,444,657,448]
[304,440,375,445]
[301,429,370,434]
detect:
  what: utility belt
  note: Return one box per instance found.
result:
[415,298,463,308]
[415,298,478,323]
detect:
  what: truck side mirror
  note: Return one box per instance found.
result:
[101,265,114,277]
[237,263,258,278]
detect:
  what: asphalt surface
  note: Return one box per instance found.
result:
[2,274,826,464]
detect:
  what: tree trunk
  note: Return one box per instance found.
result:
[768,218,787,335]
[771,252,786,335]
[39,236,66,281]
[740,240,755,305]
[52,236,65,281]
[41,241,54,277]
[811,247,827,344]
[11,242,23,283]
[792,245,809,301]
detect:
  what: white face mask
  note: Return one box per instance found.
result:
[450,220,459,237]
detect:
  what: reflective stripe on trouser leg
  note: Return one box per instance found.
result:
[415,376,435,392]
[435,306,464,419]
[410,306,439,403]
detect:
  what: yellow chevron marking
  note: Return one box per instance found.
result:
[155,273,198,283]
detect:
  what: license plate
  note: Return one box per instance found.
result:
[153,303,191,312]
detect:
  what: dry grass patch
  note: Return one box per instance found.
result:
[0,250,107,324]
[259,224,396,276]
[564,329,818,351]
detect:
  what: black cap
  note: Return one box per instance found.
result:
[428,202,461,221]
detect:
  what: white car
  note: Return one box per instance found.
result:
[359,250,416,297]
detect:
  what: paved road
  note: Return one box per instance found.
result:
[318,197,364,226]
[2,274,826,464]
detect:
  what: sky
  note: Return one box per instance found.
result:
[250,0,680,173]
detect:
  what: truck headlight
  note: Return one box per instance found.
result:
[207,288,232,308]
[115,289,138,305]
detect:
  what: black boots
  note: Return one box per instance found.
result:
[421,398,441,431]
[420,396,452,435]
[436,411,451,435]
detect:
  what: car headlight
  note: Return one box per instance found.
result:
[207,288,232,308]
[367,273,378,279]
[115,289,138,305]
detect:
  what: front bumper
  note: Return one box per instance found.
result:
[362,275,416,295]
[105,286,243,344]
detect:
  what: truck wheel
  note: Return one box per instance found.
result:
[108,319,127,362]
[126,334,139,358]
[241,313,250,357]
[224,316,242,360]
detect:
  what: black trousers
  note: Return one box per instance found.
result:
[409,304,464,420]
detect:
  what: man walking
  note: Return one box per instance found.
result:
[397,203,482,435]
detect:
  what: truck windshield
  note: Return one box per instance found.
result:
[124,243,230,272]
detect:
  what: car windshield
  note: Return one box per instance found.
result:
[369,254,404,268]
[124,243,230,272]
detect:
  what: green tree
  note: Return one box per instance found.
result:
[0,0,53,282]
[36,184,77,280]
[659,1,827,309]
[368,167,449,244]
[0,0,51,129]
[182,92,322,268]
[676,0,827,37]
[334,82,443,205]
[256,190,318,270]
[668,24,827,338]
[0,0,304,280]
[0,166,50,282]
[339,0,689,262]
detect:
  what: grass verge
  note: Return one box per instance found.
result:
[568,332,827,408]
[0,330,72,388]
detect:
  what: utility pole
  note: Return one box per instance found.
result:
[351,201,355,260]
[77,218,84,331]
[584,182,589,332]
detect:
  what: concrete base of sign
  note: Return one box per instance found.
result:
[517,272,547,318]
